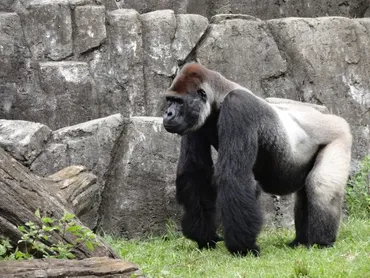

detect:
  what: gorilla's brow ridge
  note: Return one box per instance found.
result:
[170,63,206,94]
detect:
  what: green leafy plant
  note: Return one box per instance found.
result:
[1,210,100,260]
[0,237,14,260]
[346,156,370,218]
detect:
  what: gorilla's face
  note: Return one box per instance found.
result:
[163,89,210,135]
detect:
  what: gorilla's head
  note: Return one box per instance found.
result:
[163,90,210,135]
[163,63,213,135]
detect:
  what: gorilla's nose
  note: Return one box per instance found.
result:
[163,107,176,124]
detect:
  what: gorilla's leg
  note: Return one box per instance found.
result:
[305,139,351,247]
[176,132,221,249]
[288,187,309,247]
[215,96,263,256]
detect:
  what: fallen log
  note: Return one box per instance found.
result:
[0,257,143,278]
[0,147,119,259]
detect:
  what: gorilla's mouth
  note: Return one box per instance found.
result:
[163,123,187,135]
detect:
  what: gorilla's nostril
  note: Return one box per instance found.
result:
[168,112,173,117]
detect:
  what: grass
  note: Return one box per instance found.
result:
[104,217,370,278]
[105,156,370,278]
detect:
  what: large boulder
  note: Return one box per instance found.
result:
[172,14,209,62]
[0,120,51,165]
[37,61,99,129]
[107,9,145,116]
[140,10,178,116]
[0,12,30,119]
[98,116,182,238]
[31,114,125,228]
[18,0,73,61]
[73,5,107,54]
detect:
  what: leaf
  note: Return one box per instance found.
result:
[35,209,41,219]
[66,225,82,233]
[62,212,75,222]
[85,241,94,251]
[66,252,76,259]
[41,217,54,224]
[0,245,6,256]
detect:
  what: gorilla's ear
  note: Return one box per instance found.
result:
[195,58,202,65]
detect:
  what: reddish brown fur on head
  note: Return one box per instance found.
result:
[168,63,207,95]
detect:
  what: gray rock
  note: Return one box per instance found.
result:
[100,0,188,14]
[267,17,370,160]
[172,14,209,62]
[0,0,15,11]
[0,119,51,165]
[0,83,17,119]
[0,12,29,82]
[68,0,96,6]
[210,14,260,24]
[97,0,369,19]
[31,113,124,178]
[107,9,145,116]
[38,61,98,129]
[0,13,33,121]
[140,10,177,116]
[98,116,181,238]
[196,17,293,98]
[19,0,73,60]
[73,6,107,54]
[13,0,95,9]
[87,46,131,120]
[365,6,370,17]
[209,0,369,19]
[31,114,125,229]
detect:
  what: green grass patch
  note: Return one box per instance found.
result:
[346,156,370,218]
[104,218,370,278]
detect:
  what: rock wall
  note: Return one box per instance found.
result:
[22,0,366,19]
[0,1,369,237]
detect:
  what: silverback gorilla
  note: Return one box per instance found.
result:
[162,62,352,256]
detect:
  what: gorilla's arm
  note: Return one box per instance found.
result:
[215,90,263,256]
[176,131,221,249]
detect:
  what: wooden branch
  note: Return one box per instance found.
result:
[0,147,119,259]
[0,257,143,278]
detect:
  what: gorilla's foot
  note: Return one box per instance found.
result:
[227,242,260,257]
[287,239,307,248]
[288,239,334,249]
[197,234,224,249]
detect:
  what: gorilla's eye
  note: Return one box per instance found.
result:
[197,89,207,100]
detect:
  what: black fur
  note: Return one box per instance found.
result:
[168,88,340,256]
[176,126,221,249]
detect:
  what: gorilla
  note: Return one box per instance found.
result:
[162,62,352,256]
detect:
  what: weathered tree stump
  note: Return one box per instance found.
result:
[42,165,100,229]
[0,257,143,278]
[0,147,119,259]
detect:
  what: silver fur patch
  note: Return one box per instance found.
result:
[189,101,211,132]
